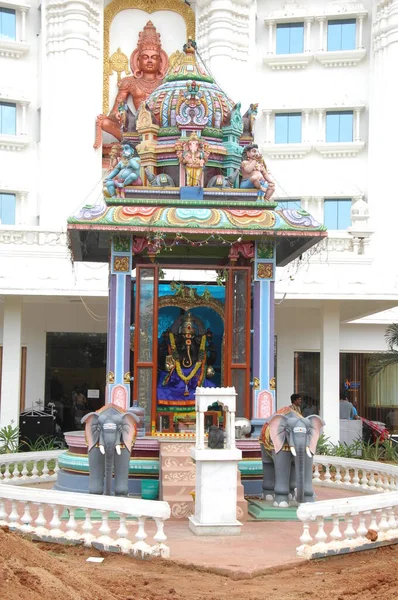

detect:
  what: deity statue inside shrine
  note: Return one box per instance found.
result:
[157,312,216,408]
[240,144,275,200]
[175,132,210,187]
[94,21,169,148]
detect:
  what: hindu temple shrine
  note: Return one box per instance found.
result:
[63,23,326,505]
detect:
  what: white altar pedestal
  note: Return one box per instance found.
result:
[189,447,242,535]
[188,387,242,536]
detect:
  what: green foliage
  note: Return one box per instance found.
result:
[0,423,19,454]
[316,433,398,462]
[20,435,59,452]
[368,323,398,377]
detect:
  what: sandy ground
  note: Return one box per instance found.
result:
[1,527,398,600]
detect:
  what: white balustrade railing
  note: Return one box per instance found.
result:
[0,485,170,557]
[296,455,398,558]
[0,450,171,557]
[313,455,398,494]
[0,450,64,485]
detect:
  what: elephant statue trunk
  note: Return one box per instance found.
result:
[260,412,325,507]
[103,423,118,496]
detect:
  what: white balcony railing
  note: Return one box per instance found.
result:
[0,450,171,557]
[297,456,398,558]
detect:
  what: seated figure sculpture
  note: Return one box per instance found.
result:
[94,21,168,148]
[157,312,216,408]
[240,144,275,200]
[104,143,141,198]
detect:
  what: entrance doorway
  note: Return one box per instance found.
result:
[45,332,106,431]
[131,266,252,434]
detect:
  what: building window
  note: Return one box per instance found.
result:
[275,113,302,143]
[327,19,356,52]
[324,198,351,230]
[0,7,16,41]
[0,102,16,135]
[0,193,16,225]
[276,23,304,54]
[278,199,301,210]
[326,111,353,142]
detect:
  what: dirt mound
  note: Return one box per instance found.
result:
[0,527,116,600]
[2,526,398,600]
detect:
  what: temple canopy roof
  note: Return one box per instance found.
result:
[67,191,326,266]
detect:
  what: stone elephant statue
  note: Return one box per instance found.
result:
[145,168,175,187]
[207,168,239,188]
[81,405,139,496]
[259,411,324,507]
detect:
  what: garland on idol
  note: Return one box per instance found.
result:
[162,333,206,395]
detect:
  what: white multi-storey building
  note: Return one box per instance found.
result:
[1,0,398,442]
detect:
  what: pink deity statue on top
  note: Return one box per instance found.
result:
[175,132,210,187]
[94,21,169,148]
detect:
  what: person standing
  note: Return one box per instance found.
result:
[339,392,355,420]
[290,393,302,414]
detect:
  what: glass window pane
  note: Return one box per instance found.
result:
[0,103,16,135]
[232,270,248,364]
[278,199,301,210]
[275,114,288,143]
[137,367,152,433]
[339,112,353,142]
[327,21,342,51]
[0,8,16,41]
[294,351,320,416]
[276,24,290,54]
[337,199,352,229]
[232,369,246,417]
[288,114,302,143]
[138,269,154,362]
[341,20,356,50]
[289,23,304,53]
[324,200,338,229]
[326,113,340,142]
[0,193,16,225]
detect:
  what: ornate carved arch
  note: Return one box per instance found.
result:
[103,0,196,112]
[158,294,224,321]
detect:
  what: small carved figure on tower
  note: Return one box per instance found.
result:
[104,143,141,198]
[175,132,210,187]
[240,144,275,201]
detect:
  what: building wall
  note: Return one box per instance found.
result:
[275,304,388,408]
[0,299,107,411]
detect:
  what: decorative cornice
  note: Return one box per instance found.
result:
[263,53,313,70]
[0,134,30,151]
[314,49,366,68]
[0,40,30,59]
[103,0,195,113]
[314,141,365,158]
[0,88,30,104]
[263,142,312,159]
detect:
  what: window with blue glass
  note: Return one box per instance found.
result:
[324,199,351,230]
[0,8,16,41]
[276,23,304,54]
[0,102,16,135]
[0,193,16,225]
[326,111,353,143]
[278,199,301,211]
[275,113,302,144]
[327,19,356,51]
